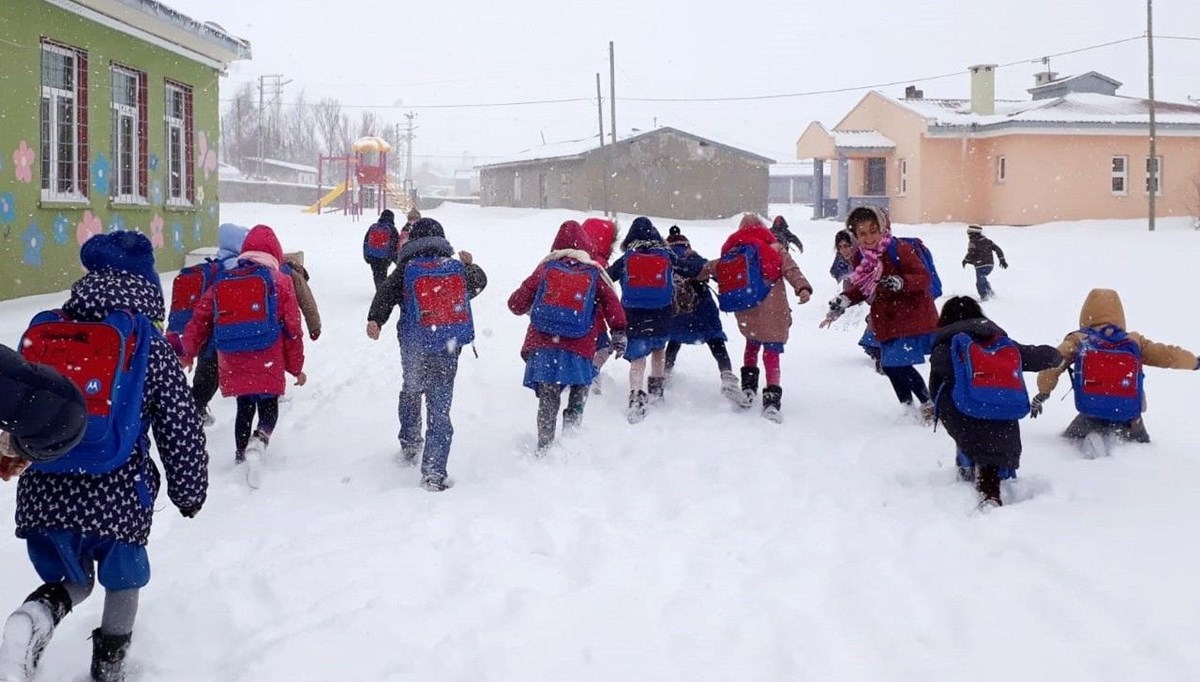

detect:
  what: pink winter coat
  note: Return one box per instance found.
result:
[181,225,305,397]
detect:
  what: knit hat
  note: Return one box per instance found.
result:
[79,230,161,291]
[666,225,690,246]
[409,217,445,241]
[379,209,395,225]
[967,224,983,233]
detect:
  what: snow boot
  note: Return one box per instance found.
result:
[647,377,666,406]
[761,385,783,423]
[955,450,975,482]
[626,390,648,424]
[976,466,1003,509]
[243,432,268,489]
[719,370,745,406]
[562,407,583,431]
[0,585,68,682]
[419,474,452,492]
[739,366,760,409]
[1081,431,1108,460]
[399,436,424,467]
[89,629,130,682]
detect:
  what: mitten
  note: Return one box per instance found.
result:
[828,294,851,315]
[961,260,968,268]
[878,275,903,292]
[610,331,628,360]
[179,505,202,519]
[1030,393,1050,418]
[999,259,1009,269]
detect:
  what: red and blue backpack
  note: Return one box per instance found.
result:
[887,237,943,299]
[364,223,396,260]
[1071,325,1144,422]
[948,333,1030,420]
[211,263,281,353]
[19,309,153,474]
[620,248,674,310]
[167,260,220,338]
[530,260,599,338]
[715,243,772,312]
[402,257,475,352]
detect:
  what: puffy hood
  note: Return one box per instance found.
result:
[580,217,617,263]
[621,216,663,250]
[378,209,395,226]
[63,269,166,324]
[936,317,1007,344]
[242,224,284,264]
[397,217,453,264]
[217,223,249,262]
[551,220,593,252]
[1079,288,1126,329]
[845,205,892,234]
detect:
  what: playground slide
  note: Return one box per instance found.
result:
[301,181,348,214]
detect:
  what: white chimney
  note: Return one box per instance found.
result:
[969,64,997,116]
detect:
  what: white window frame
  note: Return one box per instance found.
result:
[1145,156,1163,196]
[40,42,83,202]
[164,81,192,207]
[110,65,144,204]
[996,155,1007,184]
[897,158,908,195]
[1111,155,1128,195]
[513,171,522,202]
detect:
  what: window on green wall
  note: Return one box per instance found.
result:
[40,40,89,202]
[164,81,195,205]
[110,65,148,204]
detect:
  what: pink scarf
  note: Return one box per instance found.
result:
[848,232,893,299]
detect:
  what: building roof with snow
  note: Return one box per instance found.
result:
[478,126,775,170]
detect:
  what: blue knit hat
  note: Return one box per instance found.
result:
[409,217,445,240]
[80,230,161,291]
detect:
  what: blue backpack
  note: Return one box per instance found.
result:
[620,248,674,309]
[715,243,772,312]
[364,223,396,260]
[887,237,942,299]
[948,333,1030,420]
[167,260,220,336]
[530,260,599,338]
[403,257,475,352]
[1071,325,1144,422]
[19,309,153,474]
[211,263,281,353]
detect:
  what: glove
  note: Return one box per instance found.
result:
[1030,393,1050,418]
[878,275,903,292]
[999,259,1009,269]
[179,505,202,519]
[610,331,628,360]
[828,294,851,315]
[961,260,968,269]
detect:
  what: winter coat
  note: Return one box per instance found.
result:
[368,219,488,350]
[770,216,804,253]
[509,221,627,361]
[0,344,86,461]
[363,219,401,264]
[963,233,1006,268]
[844,228,939,342]
[668,244,725,344]
[607,217,676,340]
[15,270,208,545]
[1036,288,1198,410]
[182,226,306,397]
[929,318,1061,470]
[580,217,618,268]
[283,251,322,339]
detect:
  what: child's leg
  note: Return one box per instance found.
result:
[664,341,682,373]
[706,339,733,374]
[535,383,563,449]
[563,384,588,428]
[234,397,258,453]
[628,357,647,392]
[398,347,427,452]
[881,365,929,405]
[649,348,666,379]
[762,346,782,387]
[647,348,668,404]
[254,397,280,443]
[420,351,460,482]
[91,589,137,682]
[743,340,762,368]
[98,589,138,637]
[191,352,220,415]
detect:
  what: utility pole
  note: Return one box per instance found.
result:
[1148,0,1158,232]
[404,112,417,199]
[609,41,616,146]
[256,74,289,175]
[596,73,609,217]
[257,75,265,178]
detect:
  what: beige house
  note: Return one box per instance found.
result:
[796,67,1200,225]
[478,127,773,220]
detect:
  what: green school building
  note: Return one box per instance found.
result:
[0,0,250,300]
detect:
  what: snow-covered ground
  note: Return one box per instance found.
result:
[1,203,1199,681]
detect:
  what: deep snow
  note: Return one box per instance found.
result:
[1,203,1198,681]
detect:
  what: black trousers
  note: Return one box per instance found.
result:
[665,339,732,374]
[882,365,930,405]
[369,260,391,289]
[191,352,220,413]
[234,396,279,452]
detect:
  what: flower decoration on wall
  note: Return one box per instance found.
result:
[12,141,34,184]
[171,222,185,253]
[92,154,111,196]
[22,219,44,268]
[52,214,70,245]
[107,213,127,234]
[207,203,217,219]
[151,180,164,206]
[76,210,102,245]
[0,192,14,225]
[148,153,159,172]
[196,131,218,178]
[149,214,165,249]
[196,184,206,206]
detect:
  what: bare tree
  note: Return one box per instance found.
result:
[357,111,379,138]
[219,82,258,170]
[281,89,319,165]
[313,97,349,156]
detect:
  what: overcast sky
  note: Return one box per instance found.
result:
[166,0,1200,169]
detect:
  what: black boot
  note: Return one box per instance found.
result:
[739,366,760,409]
[626,390,648,424]
[90,629,131,682]
[761,385,783,423]
[647,377,666,405]
[976,466,1003,509]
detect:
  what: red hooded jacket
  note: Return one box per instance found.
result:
[580,217,617,268]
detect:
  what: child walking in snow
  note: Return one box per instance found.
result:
[363,209,402,289]
[770,215,804,253]
[607,217,677,423]
[962,224,1007,300]
[0,231,207,682]
[367,218,487,491]
[928,296,1061,507]
[580,217,619,393]
[181,224,306,487]
[508,220,627,452]
[706,214,812,422]
[824,206,939,422]
[1032,288,1199,459]
[663,226,739,400]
